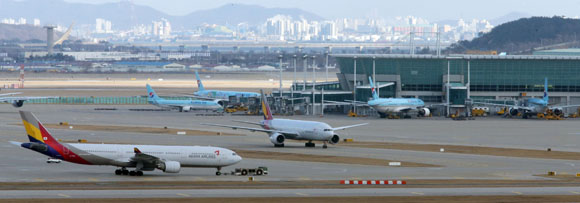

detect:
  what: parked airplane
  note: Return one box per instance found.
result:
[202,90,367,148]
[0,89,56,108]
[193,71,260,100]
[147,84,223,112]
[474,78,580,119]
[326,77,430,118]
[365,77,431,118]
[10,111,241,176]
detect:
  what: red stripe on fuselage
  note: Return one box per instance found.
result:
[39,123,92,165]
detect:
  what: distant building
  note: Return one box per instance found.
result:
[533,49,580,56]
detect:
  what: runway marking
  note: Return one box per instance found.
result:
[411,192,424,196]
[34,178,46,182]
[570,191,580,194]
[295,192,310,197]
[143,178,153,181]
[194,177,206,181]
[176,193,190,197]
[299,177,311,180]
[88,178,99,181]
[57,194,71,198]
[453,176,465,179]
[511,191,523,195]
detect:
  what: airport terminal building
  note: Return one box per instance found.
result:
[330,54,580,114]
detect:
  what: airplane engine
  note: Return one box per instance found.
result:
[12,100,24,108]
[158,161,181,173]
[329,135,340,145]
[180,106,191,112]
[418,108,430,117]
[509,108,519,116]
[553,108,563,116]
[217,100,226,107]
[269,133,285,145]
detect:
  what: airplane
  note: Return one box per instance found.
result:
[0,88,57,108]
[193,71,260,100]
[10,111,242,176]
[326,77,431,118]
[365,77,431,118]
[147,84,223,112]
[202,90,367,148]
[474,78,580,119]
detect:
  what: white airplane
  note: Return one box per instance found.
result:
[203,90,367,148]
[10,111,242,176]
[0,89,57,108]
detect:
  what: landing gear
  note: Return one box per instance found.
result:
[274,144,285,147]
[305,141,315,148]
[216,167,222,176]
[115,168,142,176]
[323,141,328,149]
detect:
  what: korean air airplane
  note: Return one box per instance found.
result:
[10,111,242,176]
[147,84,223,112]
[366,77,431,118]
[474,78,580,119]
[203,90,367,148]
[193,71,260,100]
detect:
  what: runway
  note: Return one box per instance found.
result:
[2,187,580,199]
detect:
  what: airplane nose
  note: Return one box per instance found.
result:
[236,155,243,163]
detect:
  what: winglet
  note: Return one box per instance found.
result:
[195,71,204,91]
[260,89,273,120]
[134,147,141,154]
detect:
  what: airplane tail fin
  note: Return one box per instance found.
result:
[543,77,549,103]
[20,111,57,144]
[146,84,161,101]
[260,90,273,120]
[368,76,379,100]
[195,71,205,91]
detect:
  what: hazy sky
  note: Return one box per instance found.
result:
[63,0,580,20]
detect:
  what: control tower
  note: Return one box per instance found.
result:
[44,25,56,55]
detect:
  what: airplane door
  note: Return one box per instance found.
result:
[215,150,222,164]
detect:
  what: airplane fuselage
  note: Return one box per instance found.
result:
[194,90,260,100]
[149,99,222,111]
[368,98,425,114]
[21,142,241,169]
[260,119,334,141]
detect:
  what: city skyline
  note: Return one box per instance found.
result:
[61,0,580,21]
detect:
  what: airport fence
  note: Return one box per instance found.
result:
[22,96,193,105]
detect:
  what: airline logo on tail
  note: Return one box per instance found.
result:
[149,92,155,98]
[20,111,91,164]
[260,90,273,120]
[195,71,204,91]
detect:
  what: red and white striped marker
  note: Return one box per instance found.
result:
[340,180,406,185]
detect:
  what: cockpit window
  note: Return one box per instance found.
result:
[324,129,332,131]
[232,153,237,156]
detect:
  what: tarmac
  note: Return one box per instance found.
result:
[2,102,580,200]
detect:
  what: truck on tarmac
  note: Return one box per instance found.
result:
[231,166,268,176]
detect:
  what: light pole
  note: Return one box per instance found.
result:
[325,49,330,82]
[302,54,308,92]
[353,56,357,115]
[312,55,316,115]
[278,54,283,99]
[292,55,297,115]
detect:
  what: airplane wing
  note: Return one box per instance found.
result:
[201,123,299,137]
[0,96,58,102]
[0,92,22,97]
[332,123,368,131]
[357,82,395,89]
[325,100,368,107]
[551,104,580,109]
[232,120,262,126]
[129,147,162,170]
[8,141,22,146]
